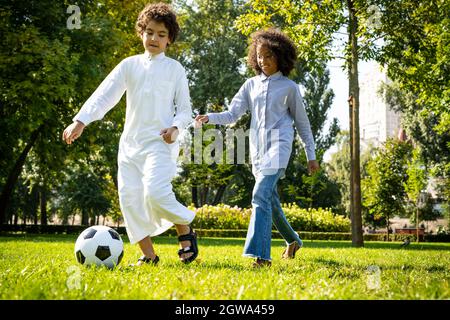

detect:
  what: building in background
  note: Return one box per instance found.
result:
[359,62,402,150]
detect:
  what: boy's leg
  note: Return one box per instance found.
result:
[136,236,158,265]
[243,171,280,261]
[175,224,194,261]
[142,141,195,228]
[142,141,197,262]
[118,157,159,244]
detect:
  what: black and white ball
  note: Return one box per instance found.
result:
[75,226,124,268]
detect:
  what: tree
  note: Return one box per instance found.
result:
[403,147,442,240]
[326,131,373,216]
[296,66,340,157]
[379,81,449,224]
[0,0,146,225]
[326,132,352,216]
[0,0,78,224]
[362,139,412,238]
[60,164,111,226]
[374,0,450,138]
[370,2,449,222]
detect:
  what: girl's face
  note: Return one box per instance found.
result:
[141,19,171,55]
[256,44,278,76]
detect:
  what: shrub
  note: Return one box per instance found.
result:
[189,203,351,232]
[189,204,251,230]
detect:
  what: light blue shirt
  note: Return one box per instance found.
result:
[207,71,316,175]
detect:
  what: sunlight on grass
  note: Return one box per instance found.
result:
[0,234,449,299]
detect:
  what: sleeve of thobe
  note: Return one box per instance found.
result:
[171,66,193,134]
[288,85,316,161]
[73,60,127,126]
[206,80,249,125]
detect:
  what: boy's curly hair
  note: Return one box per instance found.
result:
[247,28,297,76]
[135,2,180,43]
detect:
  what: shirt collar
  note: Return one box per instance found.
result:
[260,71,283,81]
[144,51,166,61]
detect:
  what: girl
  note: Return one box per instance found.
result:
[196,28,319,267]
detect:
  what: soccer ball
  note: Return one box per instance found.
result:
[74,225,124,268]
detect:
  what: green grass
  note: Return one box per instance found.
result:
[0,234,449,300]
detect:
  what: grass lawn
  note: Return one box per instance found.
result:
[0,233,449,300]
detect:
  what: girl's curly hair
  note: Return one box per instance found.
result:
[247,28,297,76]
[135,2,180,43]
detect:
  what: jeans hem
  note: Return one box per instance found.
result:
[286,239,303,247]
[242,253,272,261]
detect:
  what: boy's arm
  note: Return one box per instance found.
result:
[206,81,249,125]
[73,60,127,126]
[172,66,193,133]
[288,86,317,163]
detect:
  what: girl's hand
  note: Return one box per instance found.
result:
[307,160,320,175]
[160,126,179,144]
[63,121,85,145]
[195,115,209,124]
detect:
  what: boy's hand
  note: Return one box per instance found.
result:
[307,160,320,175]
[160,126,179,144]
[63,121,85,145]
[195,115,209,124]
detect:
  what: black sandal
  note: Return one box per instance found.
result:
[177,226,198,264]
[129,255,159,267]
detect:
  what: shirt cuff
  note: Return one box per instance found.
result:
[73,114,92,126]
[172,120,185,131]
[305,150,316,162]
[206,113,216,124]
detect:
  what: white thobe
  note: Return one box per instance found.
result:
[73,52,195,244]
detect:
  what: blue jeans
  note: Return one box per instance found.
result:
[243,168,303,261]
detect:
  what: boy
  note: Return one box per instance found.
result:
[63,3,198,265]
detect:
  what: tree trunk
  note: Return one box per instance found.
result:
[0,124,44,226]
[212,185,226,206]
[32,185,39,225]
[81,208,89,226]
[192,186,199,208]
[89,214,95,226]
[201,186,209,207]
[347,0,364,247]
[386,214,390,241]
[40,184,47,225]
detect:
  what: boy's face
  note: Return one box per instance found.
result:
[256,44,278,76]
[141,19,171,55]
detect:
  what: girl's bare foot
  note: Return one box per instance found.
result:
[282,241,301,259]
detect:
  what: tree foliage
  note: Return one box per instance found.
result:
[362,139,412,230]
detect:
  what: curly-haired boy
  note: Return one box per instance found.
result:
[196,28,320,267]
[63,2,198,266]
